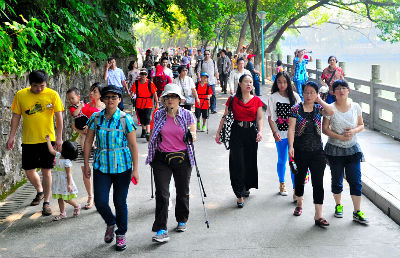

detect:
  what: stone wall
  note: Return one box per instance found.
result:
[0,56,136,194]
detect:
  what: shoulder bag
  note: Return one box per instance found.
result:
[219,96,234,150]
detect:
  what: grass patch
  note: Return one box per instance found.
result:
[0,178,28,201]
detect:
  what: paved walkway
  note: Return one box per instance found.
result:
[1,83,400,257]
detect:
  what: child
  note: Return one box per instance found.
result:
[195,72,213,132]
[45,135,80,221]
[272,60,284,82]
[66,87,96,150]
[266,71,301,198]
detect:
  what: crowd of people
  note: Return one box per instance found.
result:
[6,46,368,252]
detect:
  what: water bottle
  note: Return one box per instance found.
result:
[289,156,298,175]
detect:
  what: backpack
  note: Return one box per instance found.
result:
[197,59,216,74]
[94,111,128,137]
[195,82,211,98]
[135,79,153,98]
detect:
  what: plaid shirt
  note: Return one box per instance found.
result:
[146,107,196,166]
[293,57,309,81]
[87,109,136,174]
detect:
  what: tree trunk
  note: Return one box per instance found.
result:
[245,0,261,65]
[222,15,234,49]
[264,0,330,53]
[236,14,249,54]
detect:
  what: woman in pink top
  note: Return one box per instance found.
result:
[146,83,196,243]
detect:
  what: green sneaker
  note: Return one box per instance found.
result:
[202,125,207,132]
[197,121,201,131]
[353,210,368,224]
[334,204,343,218]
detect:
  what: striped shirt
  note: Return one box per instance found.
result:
[87,109,136,174]
[146,107,196,166]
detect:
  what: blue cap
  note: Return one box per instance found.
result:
[101,84,122,98]
[200,72,209,78]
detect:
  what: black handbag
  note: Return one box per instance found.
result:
[219,96,234,150]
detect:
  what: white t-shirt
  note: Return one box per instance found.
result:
[174,76,195,101]
[228,69,252,93]
[266,91,301,139]
[325,101,362,148]
[164,68,174,80]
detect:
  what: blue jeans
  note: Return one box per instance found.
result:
[328,155,362,196]
[93,169,131,235]
[294,79,306,101]
[210,84,216,112]
[254,79,261,96]
[275,138,295,188]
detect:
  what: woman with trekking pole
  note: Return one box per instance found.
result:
[145,83,197,243]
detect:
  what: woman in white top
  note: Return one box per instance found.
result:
[266,71,301,197]
[322,79,368,224]
[174,65,200,110]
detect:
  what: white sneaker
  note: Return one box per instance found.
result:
[279,182,288,196]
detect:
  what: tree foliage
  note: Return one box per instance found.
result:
[0,0,176,76]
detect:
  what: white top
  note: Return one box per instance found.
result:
[174,76,195,98]
[266,91,301,139]
[197,59,218,85]
[164,68,174,80]
[325,101,362,148]
[54,152,72,169]
[227,69,252,93]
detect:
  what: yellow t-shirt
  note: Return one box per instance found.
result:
[11,87,64,144]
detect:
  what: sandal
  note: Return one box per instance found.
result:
[53,212,67,221]
[73,204,81,217]
[315,217,330,228]
[85,196,93,210]
[293,207,302,216]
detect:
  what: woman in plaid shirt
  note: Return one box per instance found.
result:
[83,85,138,251]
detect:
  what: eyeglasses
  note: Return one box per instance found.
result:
[164,94,179,100]
[103,95,119,100]
[204,54,210,55]
[303,91,316,95]
[139,72,147,75]
[334,86,348,91]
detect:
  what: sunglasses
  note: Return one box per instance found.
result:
[139,72,148,75]
[103,95,119,100]
[164,94,179,100]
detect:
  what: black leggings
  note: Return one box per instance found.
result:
[294,150,326,204]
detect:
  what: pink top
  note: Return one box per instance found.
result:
[158,115,187,152]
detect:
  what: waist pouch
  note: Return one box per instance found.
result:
[157,151,187,166]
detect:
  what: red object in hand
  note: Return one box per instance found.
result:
[131,177,137,185]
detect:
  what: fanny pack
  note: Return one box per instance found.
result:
[158,151,187,166]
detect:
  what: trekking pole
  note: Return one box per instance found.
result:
[150,167,154,199]
[206,109,209,135]
[186,130,210,228]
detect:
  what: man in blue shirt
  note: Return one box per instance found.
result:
[104,57,130,110]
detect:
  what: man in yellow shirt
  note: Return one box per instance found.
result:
[6,70,64,216]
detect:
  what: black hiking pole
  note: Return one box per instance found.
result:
[185,130,210,228]
[206,109,209,135]
[150,167,154,199]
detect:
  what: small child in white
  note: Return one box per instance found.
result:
[45,135,80,221]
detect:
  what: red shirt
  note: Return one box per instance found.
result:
[226,95,263,122]
[131,79,157,109]
[195,82,213,109]
[69,102,99,118]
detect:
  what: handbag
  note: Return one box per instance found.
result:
[219,96,234,150]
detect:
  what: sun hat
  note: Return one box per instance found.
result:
[200,72,209,78]
[101,85,122,98]
[160,83,185,100]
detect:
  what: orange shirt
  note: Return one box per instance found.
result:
[195,82,213,110]
[131,79,157,109]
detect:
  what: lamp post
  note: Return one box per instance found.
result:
[257,11,267,85]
